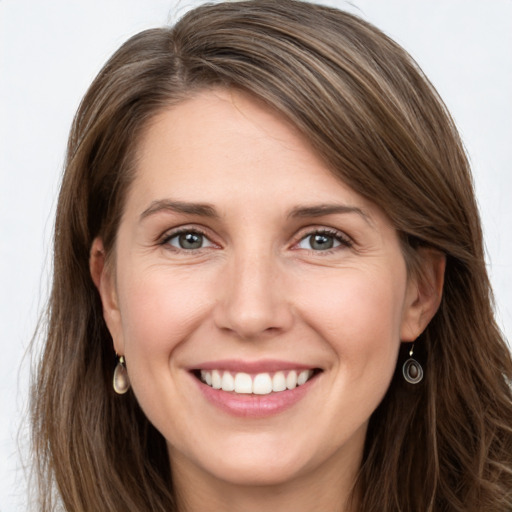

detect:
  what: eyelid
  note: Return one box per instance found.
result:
[156,224,352,253]
[158,225,219,250]
[291,226,353,251]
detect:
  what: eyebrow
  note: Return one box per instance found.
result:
[139,199,219,221]
[287,204,372,225]
[139,199,372,226]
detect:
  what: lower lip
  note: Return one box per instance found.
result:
[193,374,319,418]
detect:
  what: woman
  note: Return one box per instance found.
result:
[31,1,512,510]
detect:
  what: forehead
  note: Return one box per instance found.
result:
[136,92,336,189]
[125,88,386,228]
[136,88,320,176]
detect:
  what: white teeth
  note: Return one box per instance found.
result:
[297,370,309,386]
[234,372,253,394]
[272,371,287,392]
[199,369,315,394]
[221,372,235,392]
[286,370,297,390]
[201,370,212,386]
[211,370,222,389]
[253,373,273,395]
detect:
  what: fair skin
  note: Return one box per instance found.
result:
[91,89,444,512]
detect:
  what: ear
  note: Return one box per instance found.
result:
[89,237,125,355]
[400,248,446,341]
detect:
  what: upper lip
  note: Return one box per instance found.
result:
[190,359,319,373]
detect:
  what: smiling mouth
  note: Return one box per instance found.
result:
[193,369,321,395]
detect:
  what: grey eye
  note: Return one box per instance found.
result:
[167,231,213,250]
[297,233,342,251]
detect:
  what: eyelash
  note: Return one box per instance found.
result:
[159,227,213,252]
[293,228,353,254]
[158,227,352,254]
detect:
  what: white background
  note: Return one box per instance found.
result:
[1,1,511,509]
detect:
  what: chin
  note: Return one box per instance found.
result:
[169,434,319,488]
[205,457,309,487]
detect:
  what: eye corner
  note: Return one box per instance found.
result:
[159,227,219,252]
[291,227,353,253]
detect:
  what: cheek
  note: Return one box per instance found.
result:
[116,266,212,370]
[114,265,218,427]
[297,268,406,374]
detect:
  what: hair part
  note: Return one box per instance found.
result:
[32,1,512,510]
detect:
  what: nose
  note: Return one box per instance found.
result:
[213,251,294,340]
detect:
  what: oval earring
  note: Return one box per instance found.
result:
[113,355,131,394]
[402,344,423,384]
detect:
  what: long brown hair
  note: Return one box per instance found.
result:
[31,1,512,510]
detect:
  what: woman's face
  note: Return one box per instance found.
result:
[98,89,426,490]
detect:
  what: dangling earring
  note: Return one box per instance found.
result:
[402,344,423,384]
[113,355,130,394]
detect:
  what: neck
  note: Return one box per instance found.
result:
[170,444,362,512]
